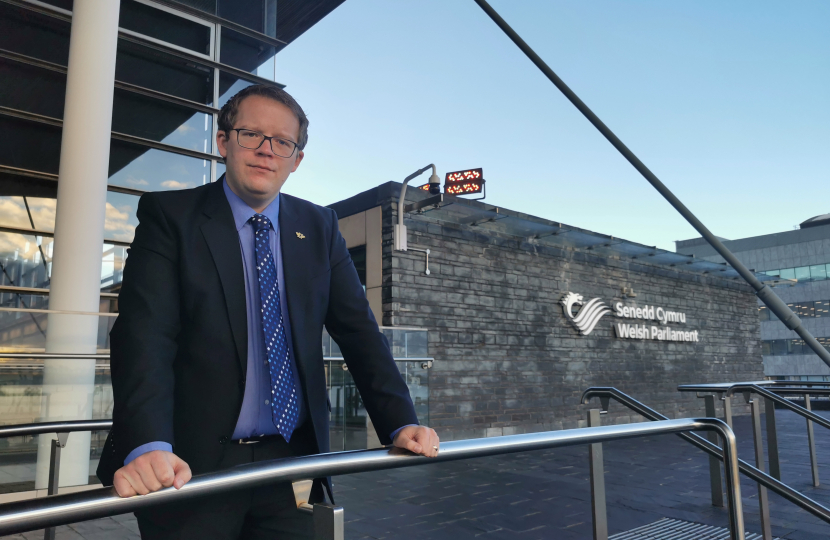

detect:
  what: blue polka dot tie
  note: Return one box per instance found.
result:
[251,213,298,441]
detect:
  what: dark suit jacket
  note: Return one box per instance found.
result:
[97,179,418,498]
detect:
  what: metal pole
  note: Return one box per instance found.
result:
[471,0,830,369]
[704,395,724,507]
[723,394,734,429]
[43,433,68,540]
[805,394,820,487]
[750,397,773,540]
[313,503,344,540]
[43,440,61,540]
[587,409,608,540]
[764,397,781,481]
[36,0,122,489]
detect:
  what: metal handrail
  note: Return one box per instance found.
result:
[721,384,830,431]
[0,419,746,539]
[581,387,830,524]
[0,354,111,359]
[0,420,112,438]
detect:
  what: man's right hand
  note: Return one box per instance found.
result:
[113,450,192,497]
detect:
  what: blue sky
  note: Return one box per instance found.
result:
[276,0,829,251]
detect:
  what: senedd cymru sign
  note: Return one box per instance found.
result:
[560,292,700,343]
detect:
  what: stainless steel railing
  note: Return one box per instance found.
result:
[0,418,747,540]
[582,387,830,538]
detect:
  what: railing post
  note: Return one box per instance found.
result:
[704,395,725,507]
[313,503,344,540]
[749,396,773,540]
[764,397,781,481]
[804,393,820,487]
[44,433,69,540]
[722,393,733,428]
[587,409,608,540]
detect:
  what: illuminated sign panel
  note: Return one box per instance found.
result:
[444,168,484,196]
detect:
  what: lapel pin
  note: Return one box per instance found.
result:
[296,232,306,239]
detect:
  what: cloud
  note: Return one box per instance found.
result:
[161,180,194,190]
[124,177,149,187]
[104,203,136,242]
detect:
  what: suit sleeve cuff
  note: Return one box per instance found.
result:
[125,441,173,466]
[390,424,419,442]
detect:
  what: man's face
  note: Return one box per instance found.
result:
[217,95,304,210]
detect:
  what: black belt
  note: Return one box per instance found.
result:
[233,434,282,445]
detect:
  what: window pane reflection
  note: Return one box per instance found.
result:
[220,27,280,81]
[810,265,827,281]
[119,0,212,57]
[109,141,211,192]
[218,72,254,108]
[101,244,127,292]
[0,197,56,232]
[116,40,214,105]
[795,266,811,281]
[105,192,139,244]
[0,59,66,119]
[0,4,70,66]
[0,232,53,290]
[112,89,212,153]
[218,0,276,36]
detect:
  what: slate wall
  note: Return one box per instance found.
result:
[380,201,764,441]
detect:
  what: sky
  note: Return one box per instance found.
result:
[275,0,829,251]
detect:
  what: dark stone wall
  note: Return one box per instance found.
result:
[380,202,764,440]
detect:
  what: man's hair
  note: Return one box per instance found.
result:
[217,84,309,151]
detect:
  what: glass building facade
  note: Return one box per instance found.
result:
[0,0,353,494]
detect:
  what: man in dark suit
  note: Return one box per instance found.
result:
[97,85,439,539]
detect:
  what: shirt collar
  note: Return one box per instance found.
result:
[222,177,280,232]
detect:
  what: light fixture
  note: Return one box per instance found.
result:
[395,164,437,251]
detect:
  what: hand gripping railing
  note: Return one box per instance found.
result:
[0,419,746,540]
[0,419,113,540]
[582,387,830,532]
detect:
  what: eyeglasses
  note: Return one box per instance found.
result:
[229,128,298,158]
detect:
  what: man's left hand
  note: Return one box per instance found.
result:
[393,425,440,457]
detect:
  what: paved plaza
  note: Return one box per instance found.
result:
[2,408,829,540]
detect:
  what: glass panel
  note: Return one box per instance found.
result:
[0,58,66,119]
[0,196,56,233]
[104,191,139,244]
[112,89,213,153]
[0,292,49,310]
[762,341,771,356]
[810,264,827,281]
[116,39,214,105]
[0,359,111,491]
[348,246,366,288]
[816,300,830,318]
[119,0,212,57]
[220,27,280,81]
[758,305,769,322]
[0,232,53,290]
[109,140,212,192]
[779,268,795,280]
[218,0,276,36]
[764,269,780,277]
[101,244,128,292]
[772,340,787,356]
[0,310,114,352]
[218,72,254,108]
[795,266,811,282]
[0,116,62,175]
[0,4,71,65]
[396,360,429,425]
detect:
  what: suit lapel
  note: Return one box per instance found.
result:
[200,181,248,376]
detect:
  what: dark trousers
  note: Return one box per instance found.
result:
[135,435,322,540]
